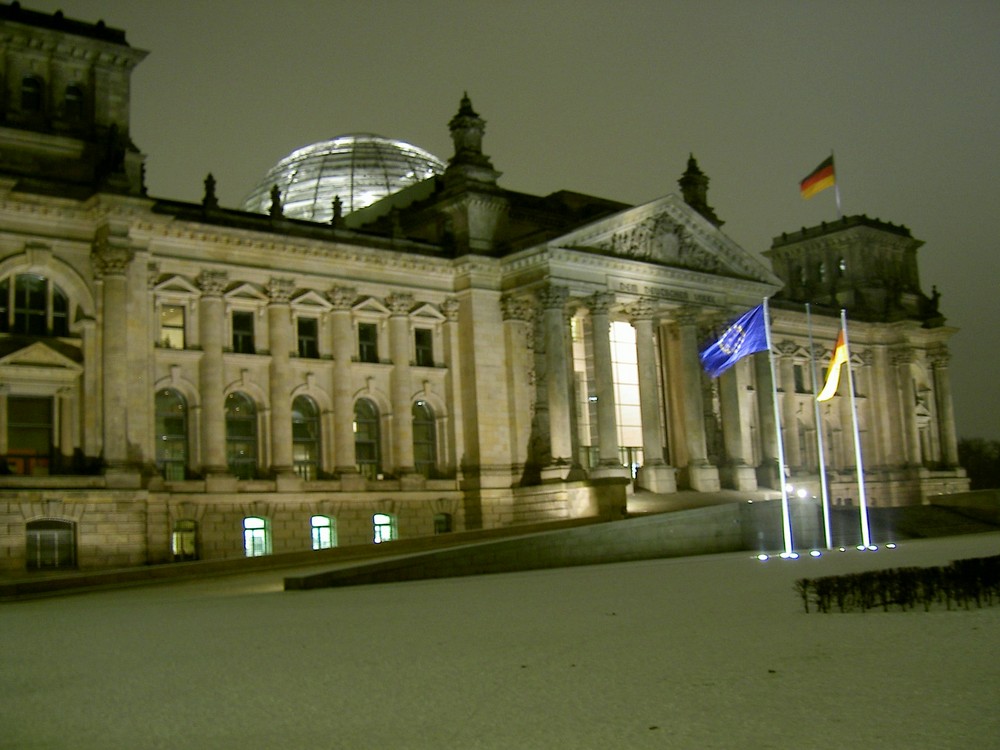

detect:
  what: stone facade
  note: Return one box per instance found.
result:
[0,5,967,573]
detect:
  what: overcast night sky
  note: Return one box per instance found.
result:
[27,0,1000,441]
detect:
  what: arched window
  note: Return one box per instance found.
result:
[354,398,380,479]
[226,392,257,479]
[310,515,336,550]
[155,389,188,480]
[171,520,198,561]
[63,83,85,121]
[26,519,75,570]
[412,400,436,478]
[373,513,395,543]
[292,396,320,480]
[21,76,43,112]
[0,274,70,336]
[243,516,270,557]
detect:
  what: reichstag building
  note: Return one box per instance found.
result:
[0,4,967,573]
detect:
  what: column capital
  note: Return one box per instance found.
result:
[776,340,799,358]
[267,277,295,304]
[928,346,950,368]
[892,347,916,366]
[538,284,569,310]
[441,297,460,321]
[197,269,228,296]
[91,240,134,278]
[501,294,534,322]
[623,297,659,323]
[587,291,616,316]
[386,292,415,316]
[325,285,357,310]
[673,306,702,327]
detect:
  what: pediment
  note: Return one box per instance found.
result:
[225,283,268,302]
[549,193,779,284]
[410,303,445,323]
[353,297,390,316]
[0,340,83,372]
[153,275,200,296]
[291,290,332,311]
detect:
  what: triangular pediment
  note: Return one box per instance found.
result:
[153,275,200,296]
[411,303,446,323]
[0,340,83,372]
[225,283,268,302]
[353,297,390,316]
[549,193,779,284]
[291,290,332,311]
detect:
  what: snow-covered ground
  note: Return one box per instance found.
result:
[2,532,998,749]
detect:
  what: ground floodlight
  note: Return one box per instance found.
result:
[810,550,822,557]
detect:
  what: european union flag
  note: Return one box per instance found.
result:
[699,304,769,378]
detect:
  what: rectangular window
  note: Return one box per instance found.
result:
[358,322,378,363]
[6,396,53,476]
[160,304,186,349]
[232,310,255,354]
[794,364,809,393]
[297,317,319,358]
[414,327,434,367]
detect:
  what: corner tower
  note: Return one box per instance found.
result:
[0,3,148,196]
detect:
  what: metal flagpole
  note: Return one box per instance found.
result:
[763,298,794,556]
[840,309,872,548]
[831,149,843,220]
[806,303,833,549]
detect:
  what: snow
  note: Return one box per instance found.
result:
[2,533,998,749]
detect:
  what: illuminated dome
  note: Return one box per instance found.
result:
[242,133,446,222]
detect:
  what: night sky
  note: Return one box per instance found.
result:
[26,0,1000,440]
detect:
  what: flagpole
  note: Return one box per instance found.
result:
[806,303,833,549]
[831,149,843,220]
[841,309,872,548]
[763,297,794,556]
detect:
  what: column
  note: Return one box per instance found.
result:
[893,347,922,466]
[776,342,801,469]
[387,292,415,474]
[719,364,757,491]
[753,352,779,489]
[441,298,464,477]
[674,309,719,491]
[327,286,358,477]
[539,285,574,479]
[588,292,623,472]
[929,347,959,467]
[501,294,535,473]
[92,236,133,473]
[197,270,228,478]
[627,299,675,493]
[267,278,296,481]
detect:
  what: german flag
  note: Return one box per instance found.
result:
[800,156,835,199]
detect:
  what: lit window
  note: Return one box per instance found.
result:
[373,513,395,544]
[434,513,452,534]
[172,520,198,561]
[413,400,436,478]
[354,399,380,479]
[232,310,255,354]
[160,304,186,348]
[310,515,336,550]
[243,516,271,557]
[358,322,378,362]
[226,392,257,479]
[414,328,433,366]
[297,317,319,358]
[155,389,187,480]
[292,396,320,480]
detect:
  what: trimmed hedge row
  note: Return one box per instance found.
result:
[795,555,1000,613]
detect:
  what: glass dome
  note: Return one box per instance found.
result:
[241,133,446,223]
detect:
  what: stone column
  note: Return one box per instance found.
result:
[754,351,780,489]
[387,292,415,475]
[267,278,296,485]
[627,299,675,493]
[776,342,801,469]
[501,294,535,473]
[929,347,959,467]
[327,286,359,480]
[675,308,719,491]
[588,292,624,474]
[197,270,229,484]
[893,347,922,466]
[719,364,757,491]
[441,298,464,477]
[92,236,133,475]
[539,285,574,480]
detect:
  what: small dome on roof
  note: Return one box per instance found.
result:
[241,133,445,222]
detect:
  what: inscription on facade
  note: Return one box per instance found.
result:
[609,276,719,305]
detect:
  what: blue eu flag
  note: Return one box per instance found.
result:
[699,304,769,378]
